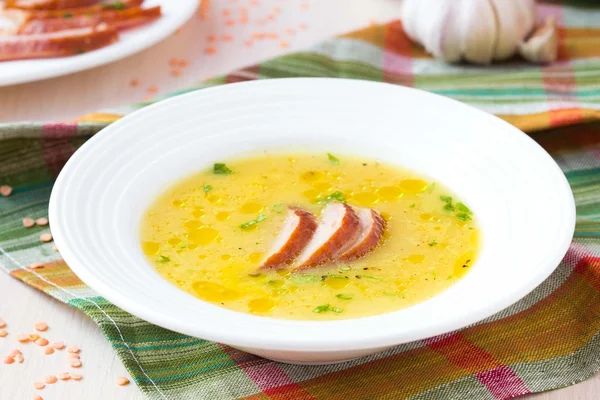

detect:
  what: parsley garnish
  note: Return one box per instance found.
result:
[428,241,438,247]
[317,191,346,204]
[335,293,353,300]
[203,184,212,194]
[440,195,452,203]
[239,214,267,229]
[327,153,340,165]
[325,274,348,280]
[313,304,343,313]
[158,255,170,263]
[357,274,382,281]
[102,0,126,9]
[455,202,472,214]
[409,203,415,208]
[456,213,472,221]
[213,163,233,174]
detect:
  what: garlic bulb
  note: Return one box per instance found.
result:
[402,0,539,64]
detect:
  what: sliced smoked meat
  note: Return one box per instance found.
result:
[338,208,386,261]
[260,207,317,270]
[5,0,101,11]
[0,23,118,61]
[294,203,361,271]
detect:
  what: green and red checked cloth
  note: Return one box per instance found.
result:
[3,2,600,399]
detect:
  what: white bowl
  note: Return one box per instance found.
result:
[49,78,575,364]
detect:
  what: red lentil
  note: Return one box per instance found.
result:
[33,382,45,390]
[34,322,48,332]
[39,233,53,243]
[0,185,13,197]
[23,218,35,228]
[0,318,5,328]
[116,376,130,386]
[70,373,82,380]
[3,356,14,364]
[67,345,80,353]
[0,329,7,337]
[35,217,48,226]
[43,346,54,355]
[52,341,65,350]
[44,375,57,384]
[58,372,71,381]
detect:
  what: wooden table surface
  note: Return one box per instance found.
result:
[0,0,596,398]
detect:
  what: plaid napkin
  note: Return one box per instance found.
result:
[3,3,600,399]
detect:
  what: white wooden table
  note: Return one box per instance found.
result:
[0,1,596,398]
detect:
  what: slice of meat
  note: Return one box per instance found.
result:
[18,6,161,34]
[0,24,118,62]
[338,208,386,261]
[259,207,318,270]
[10,0,143,18]
[294,203,361,271]
[5,0,101,10]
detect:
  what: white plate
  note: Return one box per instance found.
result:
[0,0,198,87]
[49,78,575,364]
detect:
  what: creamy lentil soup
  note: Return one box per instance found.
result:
[140,153,480,320]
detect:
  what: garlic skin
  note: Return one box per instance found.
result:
[402,0,537,64]
[519,17,558,64]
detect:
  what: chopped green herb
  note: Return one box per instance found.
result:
[440,195,453,203]
[329,307,343,313]
[327,153,340,165]
[338,266,351,271]
[313,304,331,313]
[63,12,73,18]
[428,241,438,247]
[213,163,233,175]
[272,203,285,213]
[325,274,348,280]
[240,214,267,229]
[203,184,212,194]
[357,274,382,281]
[443,203,455,211]
[158,255,170,263]
[335,293,353,300]
[179,241,187,249]
[409,203,415,208]
[290,274,320,284]
[456,213,472,221]
[455,202,472,214]
[317,191,346,204]
[102,0,126,9]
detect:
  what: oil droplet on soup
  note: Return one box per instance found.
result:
[140,153,480,320]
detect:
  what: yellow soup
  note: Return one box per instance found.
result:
[141,153,480,320]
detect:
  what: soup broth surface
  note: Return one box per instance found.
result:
[141,153,480,320]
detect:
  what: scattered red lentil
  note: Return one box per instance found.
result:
[33,395,43,400]
[8,349,21,357]
[267,14,275,21]
[0,318,5,328]
[178,59,189,68]
[223,34,233,41]
[70,359,82,368]
[300,3,309,10]
[3,356,14,364]
[67,345,80,354]
[35,217,48,226]
[28,263,43,270]
[39,233,53,243]
[23,218,35,228]
[0,185,13,197]
[17,333,30,343]
[116,376,130,386]
[0,329,7,337]
[285,28,296,35]
[280,40,289,48]
[207,35,217,42]
[129,79,140,87]
[148,85,158,93]
[33,382,45,390]
[239,17,248,24]
[52,341,65,350]
[29,333,40,341]
[35,338,49,347]
[70,372,82,380]
[58,372,71,381]
[205,46,217,55]
[225,19,235,26]
[44,375,57,384]
[34,322,48,332]
[68,353,80,359]
[43,346,54,355]
[222,8,231,16]
[273,6,281,13]
[15,353,24,363]
[299,23,307,30]
[250,0,259,6]
[170,69,182,77]
[244,40,253,47]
